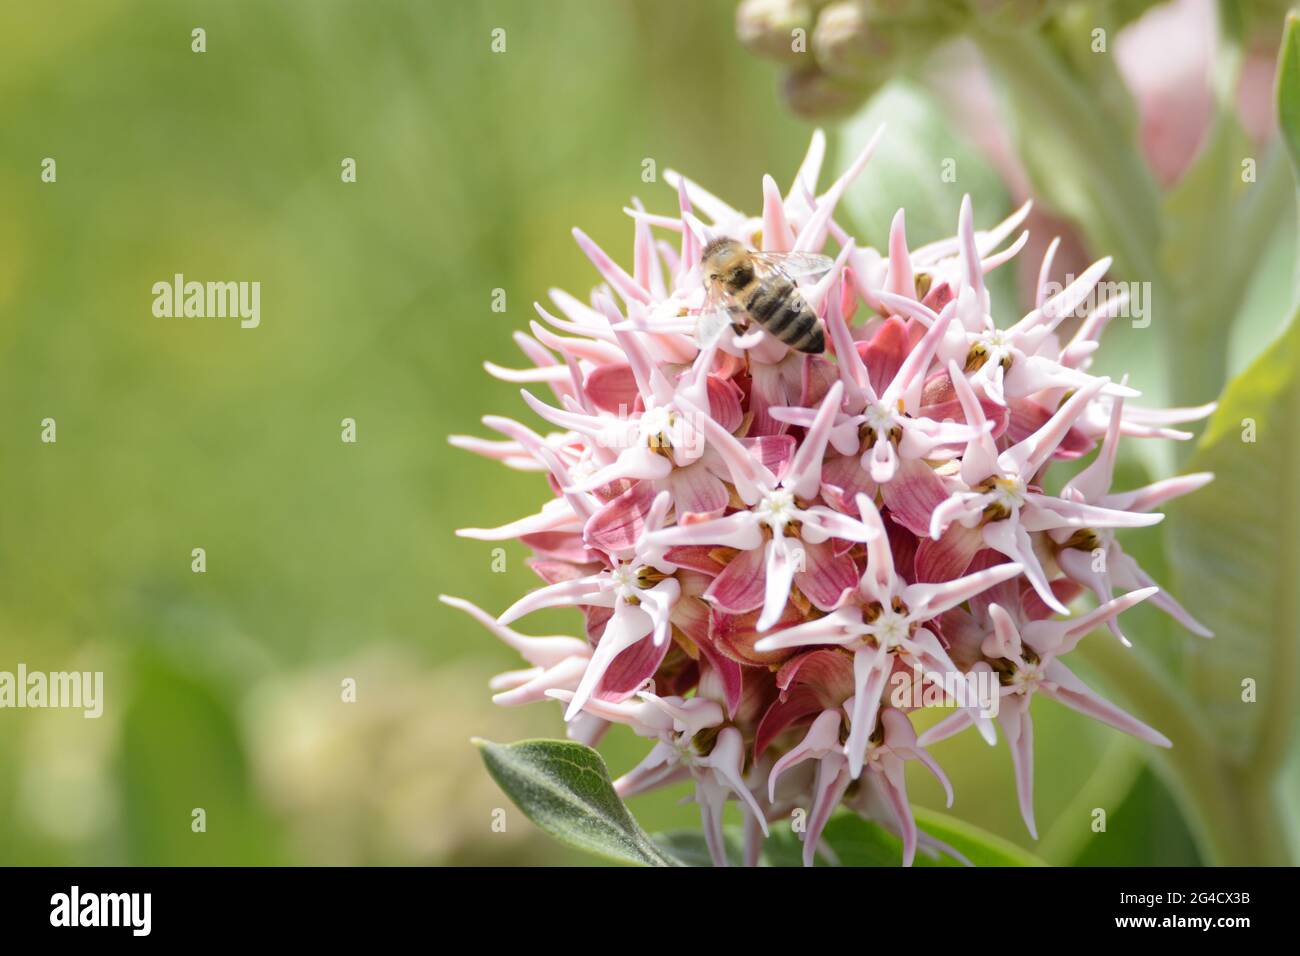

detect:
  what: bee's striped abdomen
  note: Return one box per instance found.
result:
[744,279,824,353]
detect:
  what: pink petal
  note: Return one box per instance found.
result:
[525,557,598,586]
[596,632,672,702]
[761,173,795,252]
[777,646,856,698]
[491,658,589,708]
[820,454,878,514]
[522,529,598,564]
[946,361,1001,485]
[875,758,919,867]
[957,194,986,304]
[793,123,883,253]
[998,695,1038,839]
[904,559,1025,620]
[680,398,776,504]
[799,505,877,545]
[917,369,1009,439]
[781,381,844,500]
[794,538,860,611]
[800,353,840,409]
[885,209,915,299]
[1042,659,1172,747]
[855,493,897,605]
[565,602,654,719]
[804,757,852,867]
[767,709,842,798]
[704,546,766,614]
[880,456,949,536]
[982,519,1068,615]
[862,315,910,396]
[845,644,892,777]
[663,545,727,577]
[584,363,640,414]
[823,266,872,404]
[740,434,797,477]
[498,575,603,626]
[1104,472,1214,513]
[584,481,656,554]
[882,297,957,408]
[748,360,795,438]
[754,686,825,759]
[916,708,975,747]
[1001,377,1108,477]
[913,523,983,583]
[1006,398,1093,461]
[667,461,729,520]
[758,536,798,632]
[706,374,745,433]
[572,227,650,306]
[647,510,763,551]
[713,604,811,666]
[696,640,745,719]
[1019,577,1086,622]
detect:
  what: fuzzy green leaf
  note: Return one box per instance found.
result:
[1166,312,1300,770]
[475,738,678,867]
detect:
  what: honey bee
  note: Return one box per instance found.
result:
[696,238,834,353]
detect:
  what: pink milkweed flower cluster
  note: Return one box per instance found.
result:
[444,129,1215,867]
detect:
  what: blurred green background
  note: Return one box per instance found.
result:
[0,0,1289,865]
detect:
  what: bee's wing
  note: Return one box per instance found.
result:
[750,251,835,283]
[693,281,735,349]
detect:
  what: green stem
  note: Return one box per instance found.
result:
[970,29,1165,284]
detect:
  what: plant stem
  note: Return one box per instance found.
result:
[969,29,1164,283]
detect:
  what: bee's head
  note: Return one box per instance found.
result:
[701,237,746,285]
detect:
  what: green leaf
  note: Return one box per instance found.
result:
[1166,311,1300,771]
[910,806,1049,867]
[839,79,1011,251]
[475,738,678,867]
[1279,13,1300,174]
[1070,767,1203,866]
[653,828,743,867]
[765,809,1047,867]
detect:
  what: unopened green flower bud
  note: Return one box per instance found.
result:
[736,0,819,66]
[811,1,874,76]
[780,66,873,119]
[813,1,939,79]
